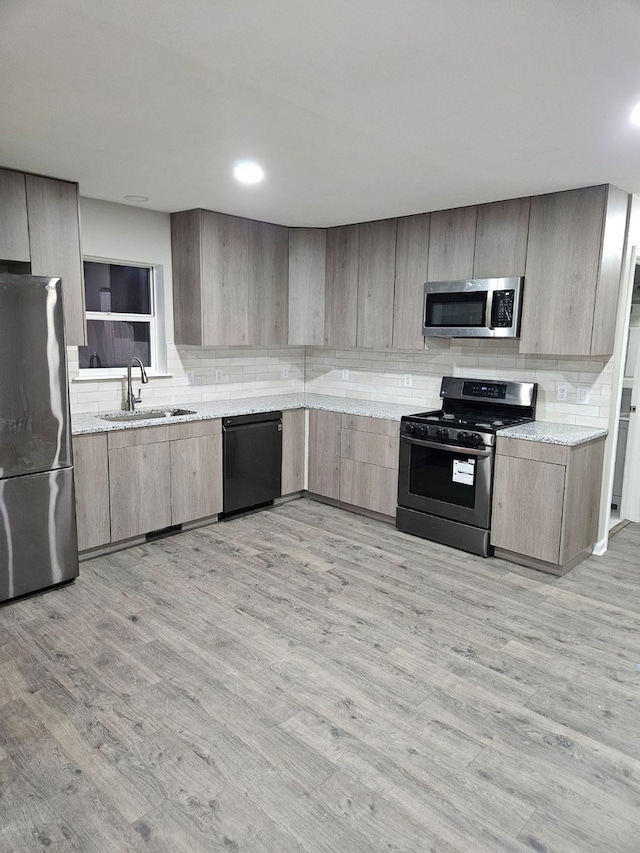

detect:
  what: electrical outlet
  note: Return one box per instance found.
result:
[185,370,195,386]
[215,369,223,383]
[281,366,289,379]
[556,383,569,402]
[577,386,590,405]
[404,373,413,388]
[342,369,349,381]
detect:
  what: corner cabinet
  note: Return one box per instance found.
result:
[171,209,288,346]
[491,435,605,575]
[519,184,629,357]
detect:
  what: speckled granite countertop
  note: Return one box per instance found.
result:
[71,393,421,435]
[498,421,607,447]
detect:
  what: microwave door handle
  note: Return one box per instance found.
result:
[486,288,495,329]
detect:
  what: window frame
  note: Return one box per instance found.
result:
[78,257,166,378]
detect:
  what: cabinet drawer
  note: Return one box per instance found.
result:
[340,414,398,437]
[107,417,221,449]
[340,459,397,517]
[341,429,399,469]
[496,437,569,466]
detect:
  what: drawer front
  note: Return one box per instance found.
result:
[341,429,399,469]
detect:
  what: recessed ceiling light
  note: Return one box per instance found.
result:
[630,103,640,126]
[123,194,149,202]
[233,161,265,184]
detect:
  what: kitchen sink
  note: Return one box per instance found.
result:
[101,408,197,423]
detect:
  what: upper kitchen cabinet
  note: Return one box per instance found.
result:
[324,224,359,347]
[427,206,477,281]
[0,170,86,345]
[171,209,288,346]
[393,213,430,350]
[0,168,30,262]
[473,197,530,278]
[520,184,629,356]
[357,218,397,349]
[248,219,289,345]
[288,228,326,346]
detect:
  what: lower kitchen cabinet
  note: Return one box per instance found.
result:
[491,435,605,574]
[170,428,223,525]
[94,418,223,544]
[281,409,306,494]
[307,409,341,499]
[340,415,399,517]
[73,433,110,551]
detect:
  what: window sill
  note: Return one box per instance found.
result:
[72,373,174,383]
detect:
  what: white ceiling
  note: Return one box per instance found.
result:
[1,0,640,227]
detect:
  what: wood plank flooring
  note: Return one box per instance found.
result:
[1,498,640,852]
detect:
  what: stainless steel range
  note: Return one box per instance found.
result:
[396,376,537,557]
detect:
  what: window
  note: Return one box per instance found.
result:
[78,260,163,373]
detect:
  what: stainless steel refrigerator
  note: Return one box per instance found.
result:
[0,274,79,603]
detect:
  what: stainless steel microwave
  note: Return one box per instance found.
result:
[423,276,524,338]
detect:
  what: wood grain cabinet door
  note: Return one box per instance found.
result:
[25,174,86,346]
[491,454,565,564]
[170,434,222,525]
[393,213,430,350]
[109,442,172,541]
[357,218,397,349]
[324,225,359,347]
[427,206,477,281]
[0,169,30,262]
[248,220,289,345]
[288,228,326,346]
[281,409,306,494]
[73,434,110,551]
[307,410,341,499]
[473,198,530,279]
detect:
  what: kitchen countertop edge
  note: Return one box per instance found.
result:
[71,394,421,435]
[498,422,608,446]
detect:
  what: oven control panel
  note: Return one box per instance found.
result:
[401,420,493,448]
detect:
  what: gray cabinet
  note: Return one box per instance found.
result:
[357,218,397,349]
[171,209,288,346]
[281,409,306,494]
[248,219,289,345]
[107,420,223,542]
[0,168,30,262]
[473,197,530,278]
[491,435,605,574]
[393,213,430,350]
[73,434,111,551]
[520,184,628,356]
[169,421,223,525]
[307,409,341,499]
[339,415,399,517]
[25,174,86,346]
[427,206,477,281]
[288,228,325,345]
[324,225,359,347]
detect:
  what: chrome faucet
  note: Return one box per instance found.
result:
[125,357,149,411]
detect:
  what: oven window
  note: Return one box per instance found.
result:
[409,444,476,508]
[425,291,486,327]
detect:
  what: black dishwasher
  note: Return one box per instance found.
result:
[222,411,282,517]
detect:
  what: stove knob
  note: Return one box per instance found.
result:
[435,427,449,440]
[416,424,427,438]
[405,422,415,436]
[458,431,469,444]
[468,432,483,447]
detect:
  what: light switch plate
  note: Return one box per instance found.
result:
[185,370,195,385]
[282,366,289,379]
[577,386,590,404]
[215,369,223,383]
[342,369,349,381]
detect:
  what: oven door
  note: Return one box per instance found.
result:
[397,434,493,528]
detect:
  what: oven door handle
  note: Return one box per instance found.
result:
[401,436,492,458]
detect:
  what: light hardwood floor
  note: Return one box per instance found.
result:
[1,498,639,852]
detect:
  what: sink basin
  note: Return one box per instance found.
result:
[101,408,196,423]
